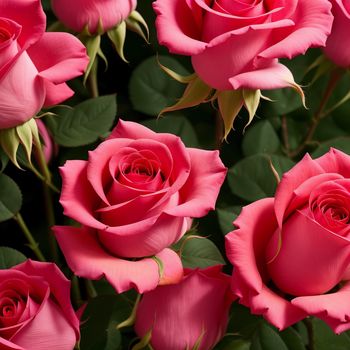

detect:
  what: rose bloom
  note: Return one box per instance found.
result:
[134,266,233,350]
[54,120,226,293]
[0,0,88,129]
[153,0,333,91]
[0,260,80,350]
[51,0,137,34]
[226,148,350,333]
[323,0,350,68]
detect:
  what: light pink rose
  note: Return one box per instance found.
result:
[0,259,80,350]
[323,0,350,67]
[153,0,333,90]
[0,0,88,129]
[226,148,350,333]
[134,266,233,350]
[54,119,227,293]
[51,0,137,34]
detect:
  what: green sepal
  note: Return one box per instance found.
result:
[158,60,197,84]
[107,21,128,63]
[0,127,21,168]
[151,255,164,280]
[126,10,149,43]
[116,294,141,330]
[132,328,153,350]
[83,34,101,84]
[217,90,244,140]
[160,75,213,115]
[306,54,335,85]
[16,120,33,164]
[242,89,261,131]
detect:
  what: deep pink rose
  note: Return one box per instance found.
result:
[153,0,333,91]
[54,119,227,293]
[226,148,350,333]
[323,1,350,67]
[134,266,233,350]
[51,0,137,34]
[0,0,88,129]
[0,260,80,350]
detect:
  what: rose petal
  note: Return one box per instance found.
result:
[226,198,306,329]
[316,148,350,178]
[54,226,184,293]
[59,160,106,230]
[267,210,350,296]
[153,0,207,55]
[14,260,80,339]
[98,212,189,257]
[274,153,326,227]
[165,148,227,218]
[292,281,350,334]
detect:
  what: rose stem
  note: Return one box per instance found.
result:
[289,68,342,158]
[28,163,59,193]
[13,213,45,261]
[34,139,59,262]
[88,58,99,98]
[303,317,315,350]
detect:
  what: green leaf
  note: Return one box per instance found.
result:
[0,148,8,172]
[0,173,22,222]
[227,154,294,202]
[129,55,189,116]
[46,95,117,147]
[0,247,26,269]
[80,295,131,350]
[215,338,251,350]
[251,323,288,350]
[217,206,241,235]
[242,120,281,156]
[141,115,199,147]
[262,88,303,115]
[180,236,225,268]
[313,318,350,350]
[311,137,350,158]
[280,327,306,350]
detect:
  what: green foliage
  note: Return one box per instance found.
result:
[45,95,117,147]
[0,173,22,222]
[0,247,26,269]
[227,154,294,202]
[217,206,242,235]
[80,295,132,350]
[129,55,188,116]
[141,115,199,147]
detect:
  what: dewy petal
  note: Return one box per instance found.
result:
[153,0,207,55]
[274,153,325,227]
[225,198,306,329]
[27,32,88,84]
[59,160,106,230]
[165,148,227,218]
[54,226,183,293]
[0,0,46,49]
[0,337,24,350]
[10,299,77,350]
[259,0,333,60]
[292,281,350,334]
[40,80,74,108]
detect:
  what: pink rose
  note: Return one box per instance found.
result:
[51,0,137,34]
[54,119,226,293]
[134,266,233,350]
[153,0,333,90]
[0,0,88,129]
[323,1,350,67]
[0,259,80,350]
[226,148,350,333]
